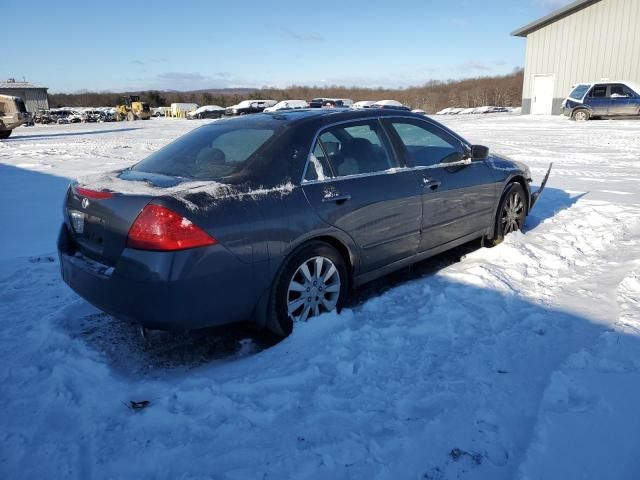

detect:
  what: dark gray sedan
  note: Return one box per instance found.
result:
[58,109,548,336]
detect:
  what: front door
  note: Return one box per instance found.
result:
[382,118,497,251]
[302,120,423,273]
[531,74,554,115]
[608,84,638,115]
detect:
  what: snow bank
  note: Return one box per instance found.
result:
[1,116,640,479]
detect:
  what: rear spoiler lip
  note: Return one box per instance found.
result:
[530,162,553,210]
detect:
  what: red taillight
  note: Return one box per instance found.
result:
[127,205,217,251]
[73,186,114,199]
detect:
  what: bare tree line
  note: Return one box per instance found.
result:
[49,70,523,114]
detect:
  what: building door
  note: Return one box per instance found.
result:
[531,74,554,115]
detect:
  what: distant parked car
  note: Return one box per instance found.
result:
[58,109,550,337]
[225,100,277,116]
[187,105,226,119]
[563,81,640,121]
[352,101,377,109]
[371,100,411,111]
[263,100,309,112]
[50,110,72,124]
[0,94,31,138]
[309,98,349,109]
[81,110,104,123]
[33,109,53,124]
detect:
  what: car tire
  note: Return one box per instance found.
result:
[572,109,590,121]
[488,182,527,246]
[0,130,11,139]
[267,241,348,337]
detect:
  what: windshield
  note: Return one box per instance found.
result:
[626,82,640,96]
[568,84,590,100]
[132,122,279,181]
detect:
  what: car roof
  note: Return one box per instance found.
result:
[199,108,441,138]
[575,81,636,87]
[261,108,426,125]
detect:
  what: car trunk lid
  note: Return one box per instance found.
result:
[65,170,211,265]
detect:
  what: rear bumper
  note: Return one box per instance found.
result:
[58,224,257,330]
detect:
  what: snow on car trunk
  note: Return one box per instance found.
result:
[1,116,639,479]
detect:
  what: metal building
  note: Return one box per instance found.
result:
[0,79,49,112]
[512,0,640,115]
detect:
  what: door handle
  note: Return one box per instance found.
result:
[422,177,442,190]
[322,193,351,204]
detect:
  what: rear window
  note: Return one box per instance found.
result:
[132,123,277,180]
[568,84,589,100]
[15,98,27,113]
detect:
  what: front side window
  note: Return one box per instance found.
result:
[610,84,632,98]
[388,120,465,167]
[133,124,277,180]
[315,121,396,177]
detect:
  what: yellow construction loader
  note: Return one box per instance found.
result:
[115,96,151,121]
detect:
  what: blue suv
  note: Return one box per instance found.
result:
[563,82,640,121]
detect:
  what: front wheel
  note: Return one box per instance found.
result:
[489,183,527,246]
[0,129,11,139]
[268,241,348,337]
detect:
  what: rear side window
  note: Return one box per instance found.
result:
[589,85,608,98]
[314,121,397,177]
[304,143,333,181]
[388,120,464,167]
[133,124,277,180]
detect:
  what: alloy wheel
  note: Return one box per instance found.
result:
[501,191,525,234]
[287,256,341,323]
[574,110,588,121]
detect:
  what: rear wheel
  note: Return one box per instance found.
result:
[268,241,348,337]
[489,182,527,246]
[0,130,11,139]
[572,109,590,121]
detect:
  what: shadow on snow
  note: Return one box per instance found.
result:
[6,127,141,141]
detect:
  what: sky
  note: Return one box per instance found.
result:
[5,0,574,93]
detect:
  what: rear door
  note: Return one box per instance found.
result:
[301,119,423,273]
[383,117,497,251]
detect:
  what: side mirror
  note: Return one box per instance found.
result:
[471,144,489,161]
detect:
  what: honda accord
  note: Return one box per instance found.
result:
[58,109,550,336]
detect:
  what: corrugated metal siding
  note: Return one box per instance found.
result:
[521,0,640,114]
[0,88,49,111]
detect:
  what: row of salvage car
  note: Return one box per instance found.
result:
[33,107,119,124]
[185,98,417,119]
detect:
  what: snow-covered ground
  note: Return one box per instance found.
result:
[1,115,639,479]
